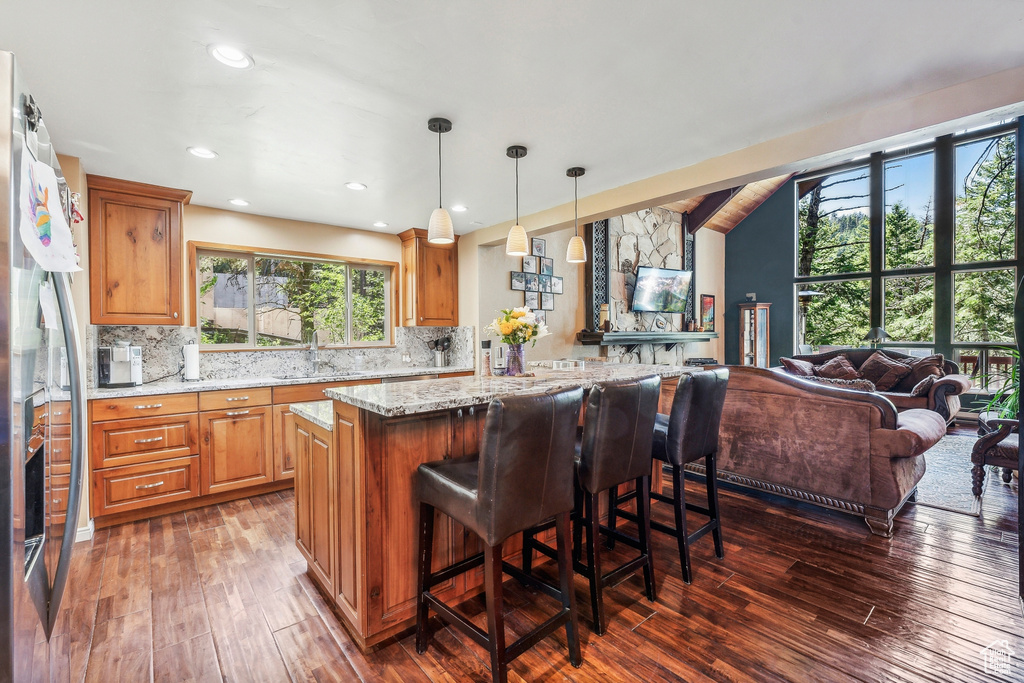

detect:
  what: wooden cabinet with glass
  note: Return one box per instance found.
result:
[739,302,771,368]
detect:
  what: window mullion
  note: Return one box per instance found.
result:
[869,152,884,330]
[346,265,354,346]
[248,253,257,346]
[933,134,955,358]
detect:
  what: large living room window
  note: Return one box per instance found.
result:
[194,245,392,349]
[794,120,1020,390]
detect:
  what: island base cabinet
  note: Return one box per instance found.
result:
[200,407,274,495]
[294,420,335,597]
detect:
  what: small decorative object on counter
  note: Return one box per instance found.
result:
[598,303,610,332]
[480,340,492,376]
[486,307,549,377]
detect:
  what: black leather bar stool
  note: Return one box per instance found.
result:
[521,375,661,636]
[415,387,584,683]
[610,368,730,584]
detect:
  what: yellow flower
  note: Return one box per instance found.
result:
[524,329,532,340]
[500,321,514,335]
[512,310,526,318]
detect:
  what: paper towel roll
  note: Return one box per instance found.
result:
[182,343,200,381]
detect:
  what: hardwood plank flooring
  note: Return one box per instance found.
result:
[64,442,1022,682]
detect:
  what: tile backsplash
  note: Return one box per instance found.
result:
[88,325,476,386]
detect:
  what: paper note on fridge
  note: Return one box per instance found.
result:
[19,155,80,272]
[38,280,59,330]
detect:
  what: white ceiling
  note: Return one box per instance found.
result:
[4,1,1024,236]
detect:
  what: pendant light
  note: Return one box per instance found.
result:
[504,145,529,256]
[426,118,454,244]
[565,167,587,263]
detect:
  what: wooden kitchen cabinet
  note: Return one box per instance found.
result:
[199,406,274,495]
[88,175,192,325]
[294,418,335,598]
[399,228,459,326]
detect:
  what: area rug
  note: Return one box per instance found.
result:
[912,433,987,516]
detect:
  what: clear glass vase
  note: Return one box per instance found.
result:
[505,343,525,376]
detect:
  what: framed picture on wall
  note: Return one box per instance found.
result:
[552,276,563,294]
[700,294,715,331]
[531,237,546,257]
[540,257,553,275]
[539,274,552,293]
[541,292,554,310]
[522,255,538,273]
[511,272,526,291]
[525,291,540,309]
[534,310,547,325]
[525,273,540,291]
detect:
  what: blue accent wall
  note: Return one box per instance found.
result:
[724,180,796,366]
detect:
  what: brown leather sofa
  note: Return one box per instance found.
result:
[704,366,947,537]
[787,349,971,424]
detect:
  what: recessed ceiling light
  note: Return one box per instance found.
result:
[187,146,218,159]
[451,205,468,212]
[229,198,250,207]
[373,221,388,228]
[345,182,367,191]
[208,44,254,70]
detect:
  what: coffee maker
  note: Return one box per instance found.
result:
[97,340,142,387]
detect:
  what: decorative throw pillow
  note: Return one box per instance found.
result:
[780,357,815,377]
[910,375,936,397]
[893,354,946,393]
[807,376,876,392]
[858,351,912,391]
[814,355,860,380]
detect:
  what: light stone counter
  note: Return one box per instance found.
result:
[289,400,333,431]
[87,365,475,400]
[325,363,693,417]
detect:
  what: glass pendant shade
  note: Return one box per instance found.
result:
[427,208,454,243]
[566,234,587,263]
[505,223,528,256]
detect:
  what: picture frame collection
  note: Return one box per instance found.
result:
[509,237,561,312]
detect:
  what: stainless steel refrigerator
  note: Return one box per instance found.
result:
[0,51,86,682]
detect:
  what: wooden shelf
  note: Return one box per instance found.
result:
[576,331,719,353]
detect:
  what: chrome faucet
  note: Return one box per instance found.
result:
[309,330,326,373]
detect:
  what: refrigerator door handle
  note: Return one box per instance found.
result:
[46,271,85,636]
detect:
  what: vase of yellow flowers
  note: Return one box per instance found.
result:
[486,307,549,376]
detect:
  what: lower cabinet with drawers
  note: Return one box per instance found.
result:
[87,374,471,526]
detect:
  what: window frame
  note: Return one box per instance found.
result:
[188,241,398,350]
[791,120,1020,384]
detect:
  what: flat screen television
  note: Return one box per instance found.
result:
[631,266,692,313]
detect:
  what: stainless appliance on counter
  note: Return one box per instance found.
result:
[97,340,142,387]
[1,52,86,682]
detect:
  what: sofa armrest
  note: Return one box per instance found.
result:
[930,374,971,396]
[871,409,946,459]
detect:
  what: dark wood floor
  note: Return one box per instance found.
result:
[54,444,1022,681]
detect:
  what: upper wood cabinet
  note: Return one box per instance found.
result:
[88,175,192,325]
[399,228,458,326]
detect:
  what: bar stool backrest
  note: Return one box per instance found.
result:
[477,386,584,546]
[577,375,661,494]
[664,368,730,467]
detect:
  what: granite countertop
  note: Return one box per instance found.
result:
[325,363,692,417]
[290,400,333,431]
[87,365,475,400]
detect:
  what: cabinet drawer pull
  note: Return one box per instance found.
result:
[136,481,164,490]
[133,436,164,444]
[133,403,163,410]
[457,408,463,419]
[468,406,474,417]
[53,497,62,505]
[225,396,250,402]
[226,410,250,416]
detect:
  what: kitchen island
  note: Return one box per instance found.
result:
[295,363,692,650]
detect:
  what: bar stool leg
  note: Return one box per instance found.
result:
[484,542,507,683]
[671,464,693,584]
[554,511,582,667]
[572,485,584,565]
[415,502,435,654]
[635,475,657,602]
[605,484,619,550]
[705,451,724,559]
[583,490,606,635]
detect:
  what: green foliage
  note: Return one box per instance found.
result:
[982,346,1020,418]
[798,134,1016,350]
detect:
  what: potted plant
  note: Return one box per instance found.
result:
[980,346,1020,421]
[486,307,549,376]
